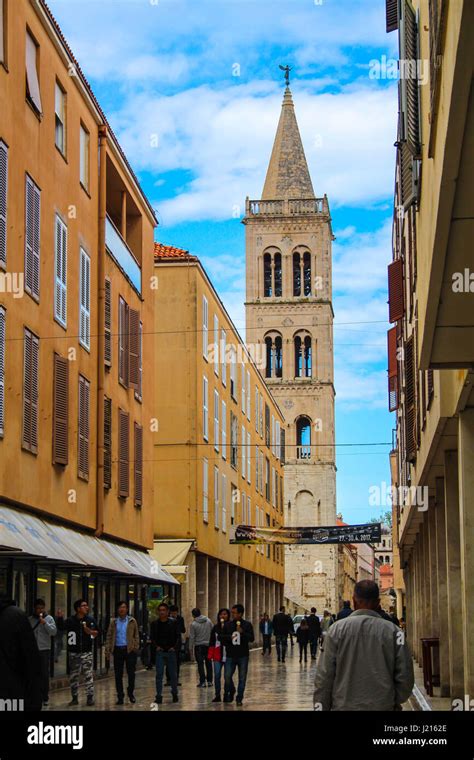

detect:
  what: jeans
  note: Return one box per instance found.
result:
[224,657,249,701]
[38,649,50,702]
[213,660,225,697]
[275,634,288,660]
[195,645,213,684]
[298,642,308,662]
[155,650,178,697]
[113,647,137,698]
[262,634,272,654]
[309,634,319,658]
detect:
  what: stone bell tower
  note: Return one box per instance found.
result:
[243,84,338,613]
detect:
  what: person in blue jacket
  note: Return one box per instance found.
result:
[259,612,273,656]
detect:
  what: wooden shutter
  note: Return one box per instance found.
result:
[404,336,416,462]
[54,215,67,326]
[22,329,39,453]
[387,327,399,412]
[0,141,8,267]
[129,307,140,390]
[118,297,129,387]
[53,354,68,465]
[265,403,270,448]
[104,278,112,367]
[280,427,286,465]
[134,422,143,507]
[399,0,420,208]
[79,248,90,349]
[427,368,434,403]
[78,375,90,479]
[25,176,40,299]
[388,259,404,322]
[386,0,399,32]
[118,409,129,498]
[0,307,5,436]
[103,396,112,489]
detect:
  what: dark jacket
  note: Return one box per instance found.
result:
[170,614,186,635]
[272,612,292,636]
[66,614,98,654]
[306,614,321,638]
[337,606,353,620]
[259,619,274,636]
[0,597,42,711]
[150,618,179,651]
[210,621,226,647]
[221,619,254,659]
[296,626,310,644]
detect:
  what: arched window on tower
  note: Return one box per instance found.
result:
[263,253,272,297]
[293,252,301,296]
[303,251,311,296]
[304,336,312,377]
[275,336,283,378]
[265,333,283,379]
[265,336,273,378]
[274,253,282,297]
[296,416,311,459]
[294,335,302,377]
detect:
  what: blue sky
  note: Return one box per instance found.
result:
[49,0,399,524]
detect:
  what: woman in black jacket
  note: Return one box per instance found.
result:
[208,608,230,703]
[296,618,310,663]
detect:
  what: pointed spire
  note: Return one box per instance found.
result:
[262,86,315,200]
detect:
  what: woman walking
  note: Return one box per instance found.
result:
[105,601,140,705]
[296,618,310,663]
[208,608,230,703]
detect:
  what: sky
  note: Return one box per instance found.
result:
[48,0,399,525]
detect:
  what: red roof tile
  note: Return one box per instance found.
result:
[154,242,196,261]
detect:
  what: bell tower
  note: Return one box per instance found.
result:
[244,83,338,612]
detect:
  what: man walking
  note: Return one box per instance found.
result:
[0,593,42,711]
[272,606,291,662]
[259,612,273,656]
[168,604,186,686]
[28,599,57,706]
[189,607,213,687]
[105,600,140,705]
[66,599,98,706]
[223,604,254,706]
[336,600,353,620]
[150,602,179,704]
[306,608,321,660]
[314,580,414,711]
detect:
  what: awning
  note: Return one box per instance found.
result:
[150,540,193,582]
[0,505,178,585]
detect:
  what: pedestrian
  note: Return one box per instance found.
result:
[66,599,99,706]
[306,607,321,660]
[54,608,66,663]
[0,592,42,711]
[272,605,291,662]
[320,609,333,651]
[167,604,186,686]
[104,601,140,705]
[336,600,353,620]
[259,612,273,656]
[28,599,57,706]
[286,609,295,648]
[189,607,213,688]
[314,580,414,711]
[150,602,179,704]
[209,608,230,702]
[222,604,254,706]
[296,618,310,663]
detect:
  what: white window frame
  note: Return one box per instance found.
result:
[214,314,219,376]
[24,174,40,301]
[222,473,227,533]
[0,140,8,268]
[247,431,251,485]
[221,399,227,460]
[80,124,90,191]
[220,328,226,387]
[55,81,66,155]
[202,375,208,441]
[54,214,67,328]
[0,306,5,436]
[214,389,219,452]
[203,458,209,523]
[202,295,208,360]
[214,465,219,529]
[79,247,90,350]
[241,424,246,479]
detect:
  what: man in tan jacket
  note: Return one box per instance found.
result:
[105,601,139,705]
[314,580,414,711]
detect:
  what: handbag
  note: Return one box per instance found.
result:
[207,643,222,662]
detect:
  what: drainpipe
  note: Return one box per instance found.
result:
[95,125,107,538]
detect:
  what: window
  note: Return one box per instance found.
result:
[265,404,270,448]
[276,421,280,459]
[271,415,275,454]
[24,175,40,300]
[265,457,270,501]
[22,328,39,453]
[0,140,7,268]
[231,484,237,526]
[203,459,209,523]
[272,467,276,507]
[79,248,90,350]
[222,474,227,533]
[0,306,5,436]
[103,397,112,489]
[214,315,219,376]
[0,0,6,66]
[246,370,251,420]
[247,431,251,484]
[55,82,66,155]
[293,252,301,296]
[255,388,259,432]
[118,409,129,497]
[221,399,227,460]
[266,514,271,558]
[297,416,311,459]
[230,412,238,468]
[241,363,245,412]
[274,253,282,297]
[255,447,259,492]
[220,328,226,386]
[25,31,42,113]
[202,375,208,440]
[230,347,236,399]
[135,321,143,402]
[263,253,272,297]
[259,394,264,437]
[214,389,219,452]
[241,424,246,479]
[52,353,68,465]
[119,297,129,386]
[295,336,302,377]
[79,124,90,191]
[214,466,219,529]
[247,496,251,528]
[241,491,246,523]
[54,215,67,327]
[78,375,90,480]
[129,307,141,390]
[304,336,312,377]
[280,428,286,465]
[104,278,112,367]
[134,423,143,507]
[303,252,311,295]
[265,337,272,379]
[280,475,283,511]
[202,295,208,359]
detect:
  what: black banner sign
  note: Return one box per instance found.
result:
[230,522,382,545]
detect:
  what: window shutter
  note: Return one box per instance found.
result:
[79,248,90,349]
[427,368,434,403]
[404,336,416,462]
[25,32,42,112]
[399,0,420,208]
[280,427,285,465]
[134,422,143,507]
[23,329,39,453]
[78,375,90,479]
[386,0,399,32]
[0,141,8,267]
[387,327,399,412]
[25,176,40,299]
[53,354,68,465]
[388,259,404,322]
[129,307,140,389]
[104,278,112,367]
[118,409,129,498]
[0,307,5,436]
[104,396,112,489]
[265,403,270,448]
[54,215,67,326]
[119,297,129,386]
[135,321,143,401]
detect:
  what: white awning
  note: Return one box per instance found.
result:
[0,505,178,585]
[150,540,193,582]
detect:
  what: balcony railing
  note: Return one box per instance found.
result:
[296,445,312,460]
[246,197,327,217]
[105,215,141,293]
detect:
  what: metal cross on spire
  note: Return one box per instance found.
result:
[278,64,292,87]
